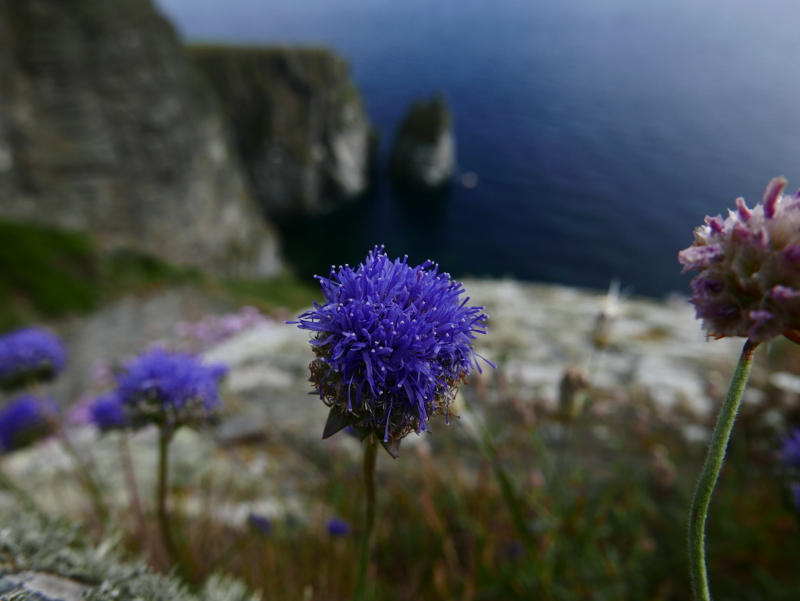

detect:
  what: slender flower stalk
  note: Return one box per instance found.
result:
[353,438,378,601]
[119,432,149,551]
[678,177,800,599]
[688,339,758,601]
[157,426,179,565]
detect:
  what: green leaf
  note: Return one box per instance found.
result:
[380,437,401,459]
[322,408,352,439]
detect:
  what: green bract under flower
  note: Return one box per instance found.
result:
[679,176,800,342]
[291,247,492,456]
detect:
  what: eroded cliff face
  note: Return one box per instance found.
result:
[0,0,281,277]
[190,46,373,217]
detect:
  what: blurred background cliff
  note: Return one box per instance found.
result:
[4,0,800,315]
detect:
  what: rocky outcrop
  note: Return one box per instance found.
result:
[389,96,456,192]
[190,45,373,217]
[0,0,281,278]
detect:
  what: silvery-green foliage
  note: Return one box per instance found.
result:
[198,573,261,601]
[0,512,254,601]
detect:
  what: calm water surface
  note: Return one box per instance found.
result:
[156,0,800,297]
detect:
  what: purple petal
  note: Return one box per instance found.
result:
[749,309,774,323]
[696,302,739,320]
[735,197,752,222]
[783,245,800,265]
[678,245,723,273]
[748,309,775,337]
[691,276,724,299]
[704,215,725,234]
[771,285,800,301]
[763,176,787,219]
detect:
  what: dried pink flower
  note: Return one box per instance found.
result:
[679,176,800,342]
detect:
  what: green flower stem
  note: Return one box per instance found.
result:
[353,437,378,601]
[689,338,759,601]
[157,426,179,566]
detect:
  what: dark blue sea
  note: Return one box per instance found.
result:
[156,0,800,297]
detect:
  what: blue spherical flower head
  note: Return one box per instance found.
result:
[115,348,227,431]
[90,392,130,433]
[292,247,492,457]
[780,428,800,467]
[247,512,273,537]
[0,328,67,392]
[327,517,351,538]
[0,395,59,453]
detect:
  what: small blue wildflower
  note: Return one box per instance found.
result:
[780,428,800,467]
[115,348,227,430]
[327,517,351,537]
[792,483,800,511]
[90,392,129,432]
[0,395,58,452]
[247,512,273,536]
[0,328,67,392]
[291,246,492,455]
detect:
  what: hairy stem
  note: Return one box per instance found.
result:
[688,338,758,601]
[353,438,378,601]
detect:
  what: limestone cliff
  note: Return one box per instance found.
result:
[0,0,281,278]
[190,45,373,217]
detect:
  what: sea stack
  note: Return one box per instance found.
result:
[389,96,456,192]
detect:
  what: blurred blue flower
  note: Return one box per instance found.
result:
[291,246,492,451]
[247,512,273,536]
[780,428,800,467]
[327,517,351,537]
[115,347,227,430]
[792,483,800,511]
[90,392,129,432]
[0,395,58,452]
[0,328,67,392]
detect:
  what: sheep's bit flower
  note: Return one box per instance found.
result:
[292,247,491,457]
[679,177,800,343]
[0,327,67,392]
[0,395,58,452]
[112,348,227,431]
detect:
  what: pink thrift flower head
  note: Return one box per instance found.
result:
[679,177,800,343]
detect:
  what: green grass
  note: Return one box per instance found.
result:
[0,220,99,332]
[221,271,318,313]
[0,219,316,333]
